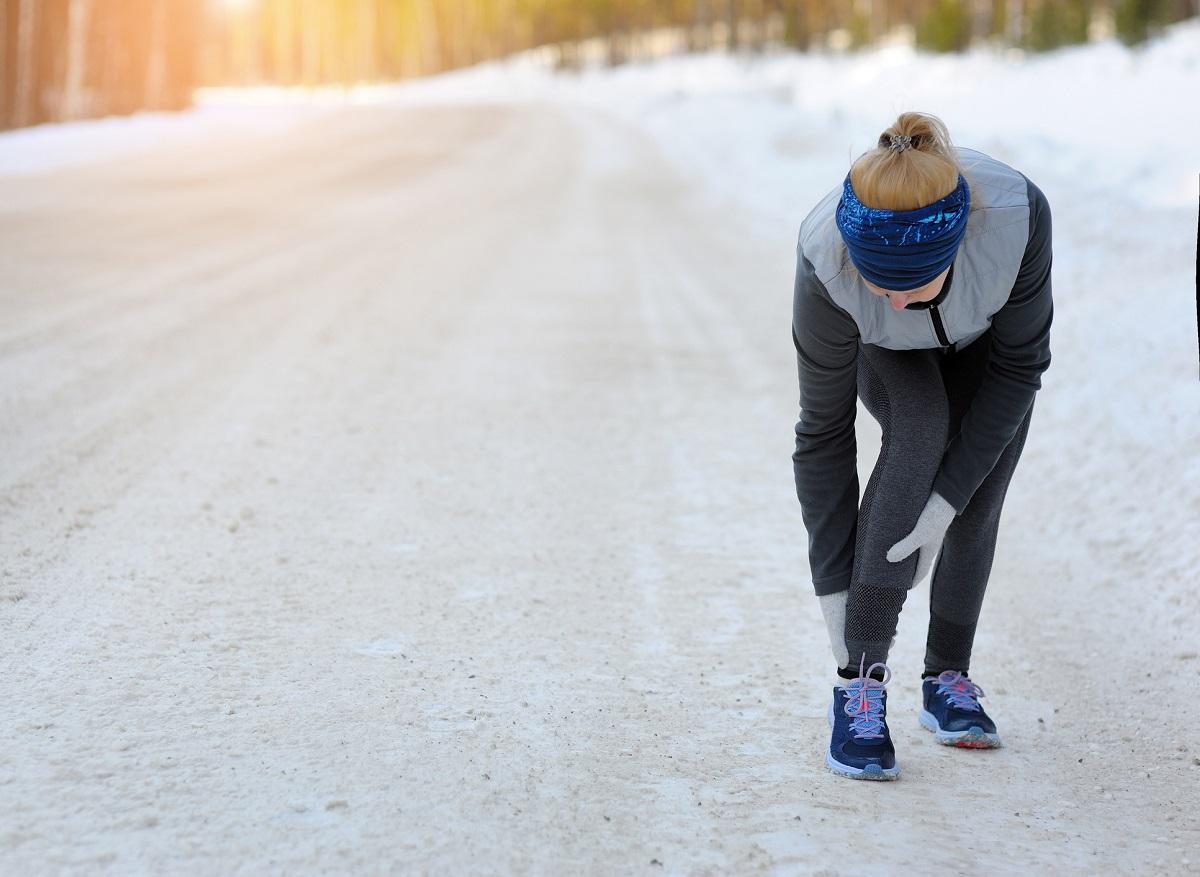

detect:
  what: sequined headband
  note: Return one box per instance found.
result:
[834,171,971,292]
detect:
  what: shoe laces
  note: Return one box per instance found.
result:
[934,670,985,711]
[841,655,892,740]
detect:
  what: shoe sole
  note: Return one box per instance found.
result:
[918,709,1002,748]
[827,702,901,780]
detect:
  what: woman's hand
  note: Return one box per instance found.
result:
[818,591,850,668]
[887,491,956,587]
[818,590,896,670]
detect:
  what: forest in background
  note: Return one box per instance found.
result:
[1,0,1197,131]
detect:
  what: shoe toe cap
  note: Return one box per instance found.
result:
[941,712,997,734]
[834,741,897,770]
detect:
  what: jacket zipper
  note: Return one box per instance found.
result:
[929,303,952,348]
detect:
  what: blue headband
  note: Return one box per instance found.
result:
[835,172,971,292]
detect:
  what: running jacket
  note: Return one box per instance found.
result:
[792,147,1053,597]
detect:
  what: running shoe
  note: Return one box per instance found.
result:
[919,670,1002,748]
[826,658,900,780]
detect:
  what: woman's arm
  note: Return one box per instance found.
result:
[792,245,861,597]
[930,174,1055,514]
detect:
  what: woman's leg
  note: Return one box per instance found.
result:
[923,331,1035,677]
[844,341,949,674]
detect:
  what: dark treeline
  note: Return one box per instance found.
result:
[2,0,1197,131]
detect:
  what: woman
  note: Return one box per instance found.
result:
[791,111,1053,781]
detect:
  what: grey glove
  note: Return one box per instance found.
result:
[887,490,956,588]
[819,590,895,671]
[818,591,850,669]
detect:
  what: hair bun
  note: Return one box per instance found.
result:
[855,111,961,211]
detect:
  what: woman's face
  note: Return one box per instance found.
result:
[863,264,951,312]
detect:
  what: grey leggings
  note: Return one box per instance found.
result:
[843,328,1034,677]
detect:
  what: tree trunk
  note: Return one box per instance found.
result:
[300,0,320,83]
[357,0,375,82]
[63,0,94,120]
[15,0,36,127]
[416,0,442,75]
[1,0,10,128]
[968,0,991,45]
[145,0,168,108]
[1007,0,1026,46]
[691,0,711,51]
[277,0,296,84]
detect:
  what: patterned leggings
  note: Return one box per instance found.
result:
[843,328,1034,677]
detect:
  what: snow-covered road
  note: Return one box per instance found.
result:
[1,89,1197,873]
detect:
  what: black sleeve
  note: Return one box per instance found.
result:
[931,174,1054,514]
[792,244,861,597]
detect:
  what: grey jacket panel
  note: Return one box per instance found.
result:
[931,173,1053,512]
[792,165,1053,597]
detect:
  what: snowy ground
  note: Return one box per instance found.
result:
[2,18,1198,876]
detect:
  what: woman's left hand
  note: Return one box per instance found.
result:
[887,491,956,587]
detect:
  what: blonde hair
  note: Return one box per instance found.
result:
[849,111,969,211]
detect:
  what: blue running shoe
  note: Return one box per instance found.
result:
[919,670,1002,749]
[826,658,900,781]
